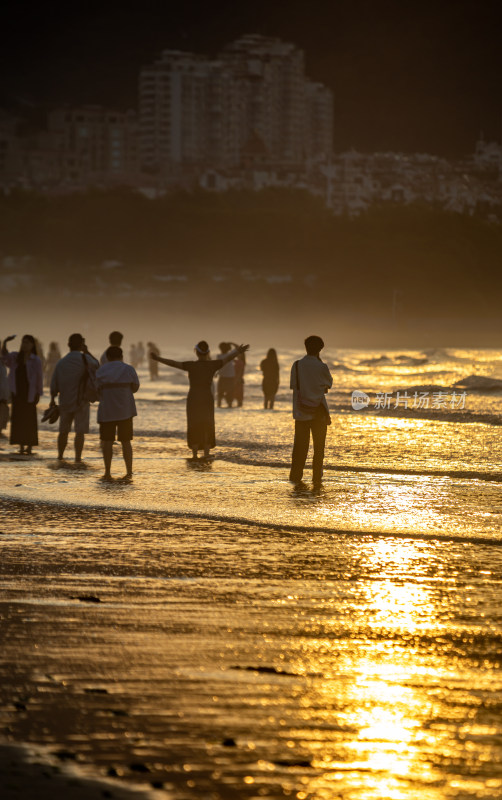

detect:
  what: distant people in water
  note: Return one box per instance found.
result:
[1,334,43,455]
[146,342,160,381]
[233,350,246,407]
[50,333,99,463]
[129,343,138,369]
[216,342,238,408]
[260,348,280,409]
[96,346,139,480]
[151,341,249,460]
[44,341,61,387]
[147,342,160,380]
[136,342,145,367]
[0,357,10,437]
[289,335,333,490]
[100,331,123,365]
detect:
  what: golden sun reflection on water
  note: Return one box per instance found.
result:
[286,541,458,799]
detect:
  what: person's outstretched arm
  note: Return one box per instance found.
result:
[219,344,249,366]
[1,335,16,358]
[150,353,184,370]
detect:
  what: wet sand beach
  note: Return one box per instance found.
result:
[1,495,502,800]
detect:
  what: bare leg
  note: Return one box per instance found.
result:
[57,432,68,459]
[74,433,84,462]
[191,448,198,460]
[121,440,133,477]
[25,446,32,455]
[102,441,113,478]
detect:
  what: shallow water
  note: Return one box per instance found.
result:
[1,347,502,798]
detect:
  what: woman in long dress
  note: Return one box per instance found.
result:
[260,348,280,409]
[1,334,43,454]
[151,340,249,460]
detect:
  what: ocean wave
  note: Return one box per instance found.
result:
[357,354,430,368]
[1,494,501,548]
[358,355,393,366]
[454,375,502,392]
[217,454,502,483]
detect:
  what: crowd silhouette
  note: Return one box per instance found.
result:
[1,332,333,487]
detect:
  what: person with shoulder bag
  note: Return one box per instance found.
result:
[289,335,333,490]
[50,333,99,463]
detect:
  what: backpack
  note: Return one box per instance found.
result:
[78,354,99,404]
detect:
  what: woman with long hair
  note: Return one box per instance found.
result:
[1,334,43,454]
[260,348,280,409]
[151,341,248,460]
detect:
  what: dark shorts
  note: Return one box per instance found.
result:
[99,418,133,442]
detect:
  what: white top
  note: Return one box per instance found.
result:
[217,348,239,378]
[51,351,99,412]
[96,361,139,422]
[290,354,333,421]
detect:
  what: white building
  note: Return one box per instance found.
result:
[46,106,139,187]
[138,35,334,180]
[139,50,240,179]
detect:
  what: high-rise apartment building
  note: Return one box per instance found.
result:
[47,106,138,186]
[139,51,241,178]
[305,81,334,162]
[219,34,307,166]
[138,35,334,178]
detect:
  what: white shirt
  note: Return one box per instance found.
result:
[96,361,139,422]
[51,351,99,412]
[290,354,333,421]
[217,348,239,378]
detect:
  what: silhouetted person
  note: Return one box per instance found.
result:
[260,348,280,409]
[289,335,333,489]
[216,342,237,407]
[129,343,139,368]
[1,334,43,455]
[233,349,246,407]
[136,341,145,367]
[44,341,61,387]
[96,346,139,480]
[50,333,99,463]
[147,342,160,380]
[152,341,248,460]
[0,358,9,437]
[100,330,123,365]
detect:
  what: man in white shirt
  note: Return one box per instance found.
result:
[50,333,99,462]
[216,342,236,407]
[96,346,139,480]
[289,335,333,489]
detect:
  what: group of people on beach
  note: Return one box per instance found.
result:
[1,331,332,488]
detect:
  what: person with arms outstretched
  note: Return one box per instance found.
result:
[151,341,249,460]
